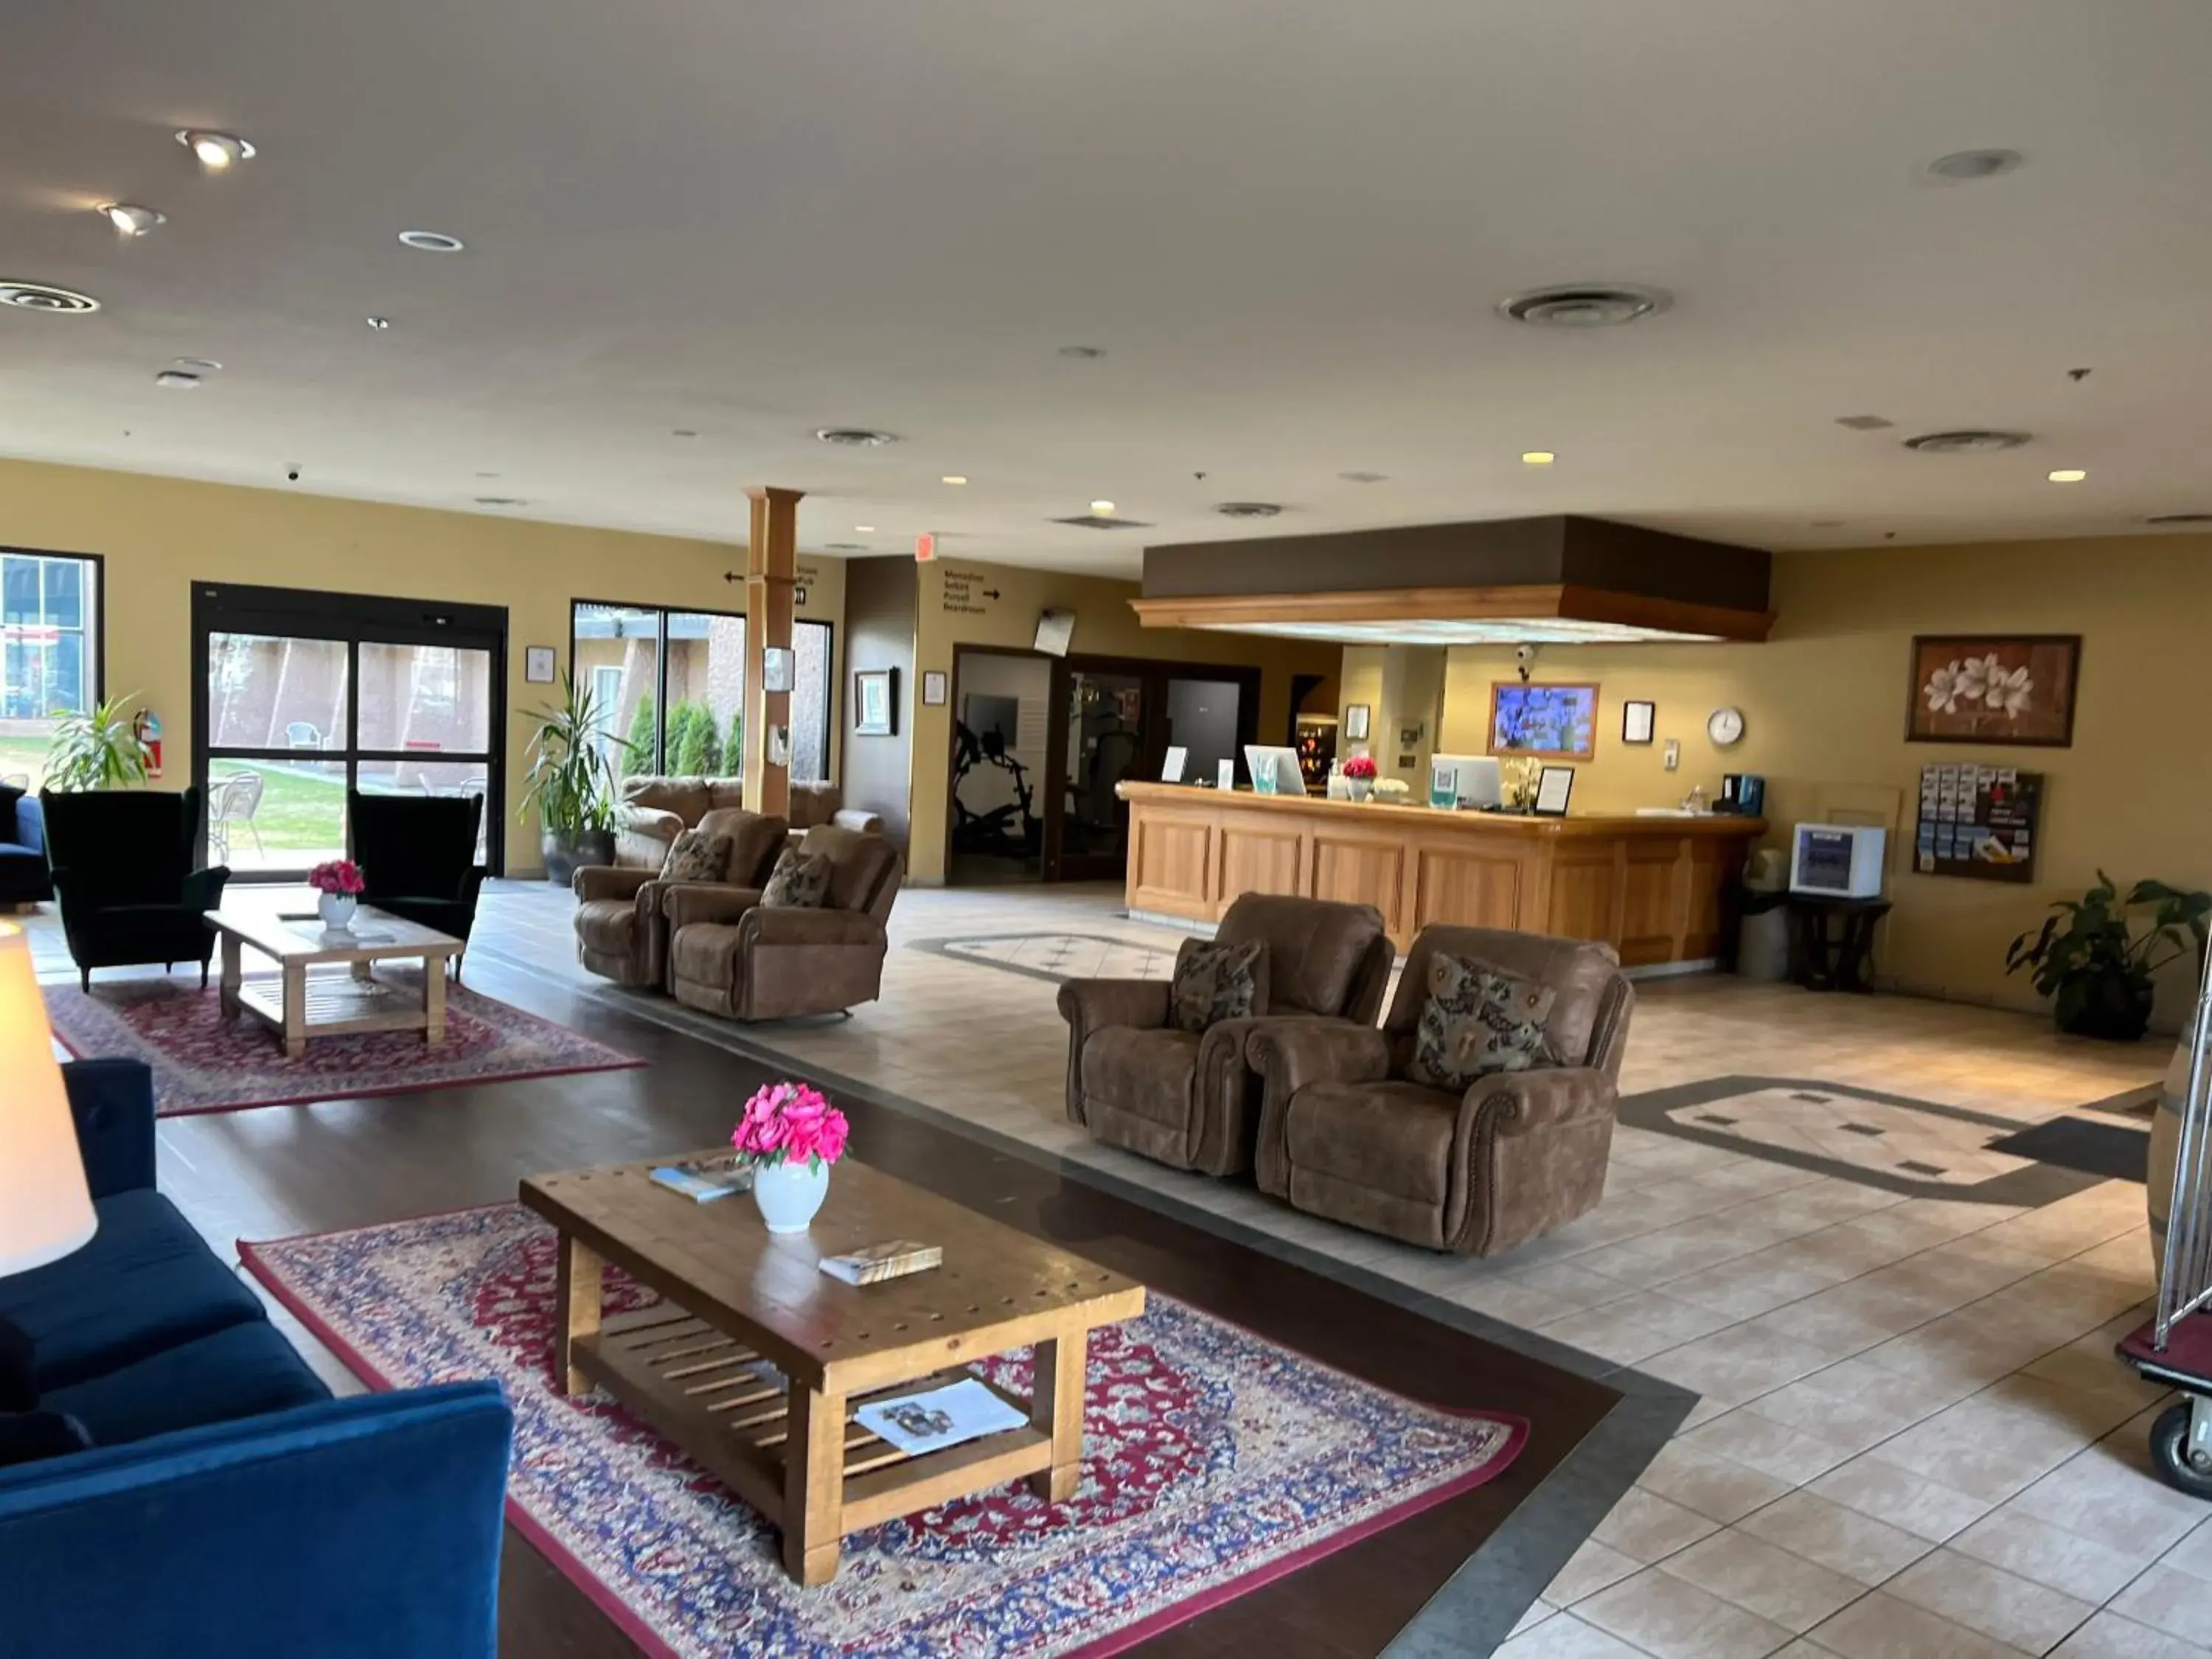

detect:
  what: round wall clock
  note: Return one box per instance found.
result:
[1707,706,1746,746]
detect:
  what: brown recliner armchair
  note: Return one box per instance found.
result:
[1249,926,1632,1256]
[1056,894,1394,1177]
[665,825,902,1020]
[571,809,788,987]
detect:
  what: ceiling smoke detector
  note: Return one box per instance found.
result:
[1927,149,2023,182]
[1051,514,1151,530]
[0,279,102,315]
[1499,283,1672,328]
[814,427,898,448]
[1902,430,2031,454]
[1215,501,1284,518]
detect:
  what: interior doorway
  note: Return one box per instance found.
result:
[947,649,1051,886]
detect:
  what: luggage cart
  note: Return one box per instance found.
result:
[2118,943,2212,1498]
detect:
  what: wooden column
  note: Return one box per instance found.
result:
[742,487,804,817]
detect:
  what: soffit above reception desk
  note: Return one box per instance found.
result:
[1131,515,1773,644]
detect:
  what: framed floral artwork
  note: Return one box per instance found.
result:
[1907,635,2080,746]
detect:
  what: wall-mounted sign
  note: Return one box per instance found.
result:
[940,567,1000,616]
[1915,762,2041,881]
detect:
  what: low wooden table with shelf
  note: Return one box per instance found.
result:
[518,1153,1147,1585]
[203,899,464,1058]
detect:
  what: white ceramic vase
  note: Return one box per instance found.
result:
[319,892,358,930]
[1345,777,1373,802]
[753,1158,830,1234]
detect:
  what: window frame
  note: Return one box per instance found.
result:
[0,546,106,721]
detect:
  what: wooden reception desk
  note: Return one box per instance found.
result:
[1119,781,1766,967]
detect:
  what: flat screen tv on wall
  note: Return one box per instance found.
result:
[1489,682,1599,760]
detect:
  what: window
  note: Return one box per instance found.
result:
[572,602,832,782]
[1,551,102,791]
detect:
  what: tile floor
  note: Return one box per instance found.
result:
[30,879,2212,1658]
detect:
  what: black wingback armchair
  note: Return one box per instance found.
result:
[41,787,231,990]
[347,790,487,974]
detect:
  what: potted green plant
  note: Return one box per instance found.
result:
[2006,872,2211,1041]
[43,695,153,791]
[518,669,627,884]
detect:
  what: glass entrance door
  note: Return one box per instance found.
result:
[193,585,506,877]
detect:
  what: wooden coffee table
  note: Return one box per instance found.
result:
[519,1154,1147,1585]
[204,899,464,1058]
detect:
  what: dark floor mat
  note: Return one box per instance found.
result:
[1988,1116,2151,1183]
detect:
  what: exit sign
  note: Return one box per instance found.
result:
[914,532,936,563]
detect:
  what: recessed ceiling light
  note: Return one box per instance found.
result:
[1500,283,1672,328]
[1902,429,2031,453]
[172,357,222,372]
[0,280,101,315]
[1927,148,2023,182]
[854,524,876,533]
[1521,451,1556,465]
[1090,499,1116,515]
[397,230,465,253]
[1058,345,1105,359]
[153,370,201,390]
[365,316,391,330]
[942,475,968,486]
[175,130,254,171]
[814,427,898,447]
[98,204,164,237]
[2048,468,2087,484]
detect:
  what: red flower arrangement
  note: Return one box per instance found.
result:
[1340,755,1378,782]
[732,1081,850,1171]
[309,859,365,897]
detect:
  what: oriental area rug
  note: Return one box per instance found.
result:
[46,976,642,1116]
[242,1203,1526,1659]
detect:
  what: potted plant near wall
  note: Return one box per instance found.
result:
[42,695,153,791]
[2006,872,2211,1041]
[518,670,627,885]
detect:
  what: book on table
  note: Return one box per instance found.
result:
[818,1239,942,1285]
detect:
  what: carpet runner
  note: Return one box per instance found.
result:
[243,1203,1526,1659]
[45,976,642,1116]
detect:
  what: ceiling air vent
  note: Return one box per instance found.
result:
[1499,284,1671,328]
[1216,501,1284,519]
[0,280,102,315]
[473,495,528,507]
[813,428,898,448]
[2147,514,2212,526]
[1834,414,1894,431]
[1902,430,2031,453]
[821,540,872,552]
[1051,514,1152,530]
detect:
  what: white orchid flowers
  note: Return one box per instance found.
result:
[1924,653,2034,718]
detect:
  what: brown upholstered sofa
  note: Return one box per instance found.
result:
[665,825,902,1020]
[1056,894,1394,1176]
[614,776,882,869]
[1249,925,1632,1256]
[571,808,788,987]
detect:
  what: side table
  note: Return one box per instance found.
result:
[1787,896,1893,992]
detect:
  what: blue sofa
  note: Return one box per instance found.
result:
[0,1060,515,1659]
[0,785,49,905]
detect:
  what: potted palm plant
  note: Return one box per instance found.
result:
[518,670,627,884]
[43,696,153,791]
[2006,872,2211,1041]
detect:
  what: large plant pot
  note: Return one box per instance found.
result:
[2056,975,2157,1043]
[541,827,616,886]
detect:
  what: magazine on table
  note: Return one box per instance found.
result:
[649,1161,755,1203]
[855,1378,1025,1457]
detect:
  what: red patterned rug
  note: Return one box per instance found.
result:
[44,975,642,1116]
[242,1203,1526,1659]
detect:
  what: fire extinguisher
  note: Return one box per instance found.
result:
[134,709,163,780]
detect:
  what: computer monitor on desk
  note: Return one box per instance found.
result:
[1429,754,1503,809]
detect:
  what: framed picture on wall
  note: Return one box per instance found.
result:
[1344,703,1371,741]
[922,670,948,706]
[854,667,899,737]
[1489,682,1599,760]
[1906,635,2080,747]
[1621,700,1655,744]
[524,645,557,684]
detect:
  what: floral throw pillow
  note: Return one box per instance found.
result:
[660,829,733,883]
[1168,938,1270,1033]
[1408,953,1557,1093]
[762,848,832,908]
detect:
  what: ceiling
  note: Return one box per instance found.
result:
[5,0,2212,577]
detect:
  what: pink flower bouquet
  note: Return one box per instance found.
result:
[732,1081,850,1172]
[1341,754,1378,782]
[309,859,366,897]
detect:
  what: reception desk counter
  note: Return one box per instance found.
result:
[1119,781,1766,967]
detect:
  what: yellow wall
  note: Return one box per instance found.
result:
[0,457,846,874]
[1436,534,2212,1022]
[907,557,1339,883]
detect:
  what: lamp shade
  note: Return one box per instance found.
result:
[0,922,95,1276]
